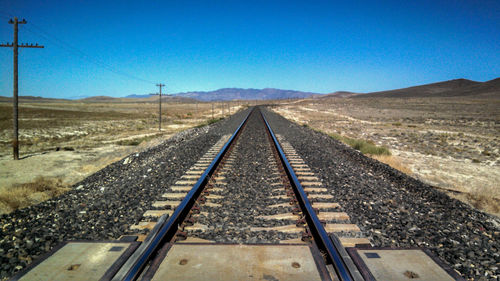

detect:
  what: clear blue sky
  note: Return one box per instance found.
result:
[1,0,499,98]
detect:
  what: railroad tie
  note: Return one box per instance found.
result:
[127,135,232,241]
[275,134,372,248]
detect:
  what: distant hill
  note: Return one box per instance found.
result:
[80,96,117,102]
[124,94,151,99]
[173,88,318,101]
[321,91,359,98]
[80,94,196,103]
[356,78,500,98]
[0,95,69,103]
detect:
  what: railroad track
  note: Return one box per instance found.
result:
[114,107,369,280]
[13,107,464,281]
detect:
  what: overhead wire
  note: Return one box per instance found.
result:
[1,12,179,96]
[22,22,157,85]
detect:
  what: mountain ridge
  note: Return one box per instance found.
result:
[174,88,318,101]
[355,78,499,98]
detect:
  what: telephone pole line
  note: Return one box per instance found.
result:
[1,17,44,160]
[156,83,165,131]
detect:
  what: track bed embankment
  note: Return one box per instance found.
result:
[262,107,499,280]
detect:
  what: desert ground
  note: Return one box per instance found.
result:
[2,96,499,218]
[0,99,244,214]
[271,97,500,216]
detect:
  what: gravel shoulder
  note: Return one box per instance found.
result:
[263,107,500,280]
[0,109,249,280]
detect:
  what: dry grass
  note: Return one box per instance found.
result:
[0,177,69,214]
[0,101,241,156]
[467,193,500,215]
[371,155,413,175]
[466,185,500,216]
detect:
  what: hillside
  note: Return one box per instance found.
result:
[357,78,500,98]
[0,96,69,103]
[321,91,359,98]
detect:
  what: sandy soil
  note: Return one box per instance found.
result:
[272,98,500,216]
[0,140,162,190]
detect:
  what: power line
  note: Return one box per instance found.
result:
[2,14,179,96]
[21,22,156,85]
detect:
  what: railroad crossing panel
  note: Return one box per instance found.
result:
[347,248,465,281]
[12,241,138,281]
[143,243,331,281]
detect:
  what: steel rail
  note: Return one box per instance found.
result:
[260,110,354,281]
[115,108,254,281]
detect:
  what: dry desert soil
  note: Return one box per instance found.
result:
[1,96,499,219]
[0,99,243,214]
[271,96,500,217]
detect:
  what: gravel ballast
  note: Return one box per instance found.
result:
[0,109,249,280]
[192,109,301,243]
[263,107,500,280]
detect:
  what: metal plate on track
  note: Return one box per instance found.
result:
[147,243,328,281]
[348,248,464,281]
[13,241,138,281]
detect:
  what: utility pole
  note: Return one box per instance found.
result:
[156,83,165,131]
[1,17,44,160]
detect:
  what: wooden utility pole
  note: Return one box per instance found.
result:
[156,83,165,131]
[1,17,44,160]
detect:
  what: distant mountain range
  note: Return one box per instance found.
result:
[2,78,498,102]
[124,88,318,101]
[174,88,318,101]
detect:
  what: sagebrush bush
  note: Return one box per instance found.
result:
[329,133,391,156]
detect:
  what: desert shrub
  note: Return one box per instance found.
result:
[195,117,224,128]
[329,133,391,156]
[116,133,163,146]
[117,139,141,146]
[0,177,69,214]
[372,155,412,174]
[207,117,223,125]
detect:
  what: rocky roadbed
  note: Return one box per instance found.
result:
[263,108,500,280]
[0,109,249,280]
